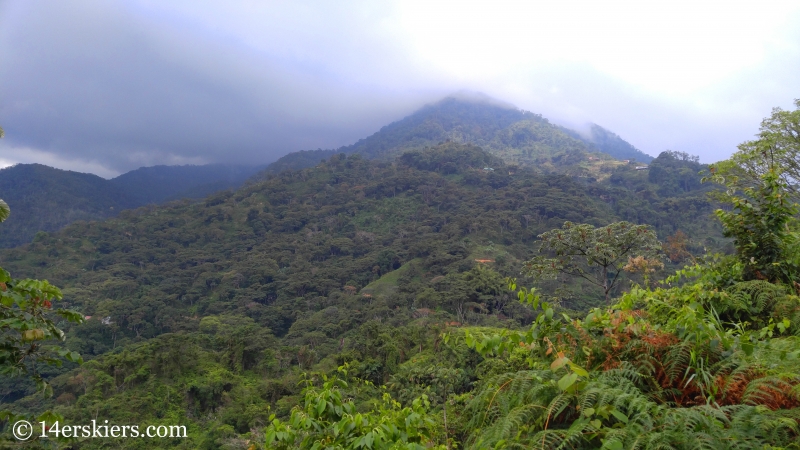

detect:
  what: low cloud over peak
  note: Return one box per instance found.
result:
[1,1,798,176]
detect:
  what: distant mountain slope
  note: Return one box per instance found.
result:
[261,149,338,176]
[562,124,653,163]
[110,164,265,205]
[341,97,600,171]
[261,96,649,178]
[0,163,265,248]
[0,164,137,248]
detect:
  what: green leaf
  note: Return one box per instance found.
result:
[609,408,628,424]
[557,372,578,391]
[567,362,589,377]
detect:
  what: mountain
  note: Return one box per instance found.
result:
[0,164,138,248]
[0,144,725,447]
[109,164,265,205]
[562,123,654,163]
[261,149,339,176]
[263,96,651,182]
[0,163,265,248]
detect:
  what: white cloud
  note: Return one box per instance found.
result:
[0,0,798,174]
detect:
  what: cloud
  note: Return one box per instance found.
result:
[0,0,798,175]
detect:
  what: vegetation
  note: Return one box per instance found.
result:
[0,198,84,447]
[524,221,661,301]
[561,123,654,163]
[8,100,800,449]
[0,163,263,248]
[110,164,264,205]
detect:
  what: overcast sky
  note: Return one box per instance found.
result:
[1,1,799,178]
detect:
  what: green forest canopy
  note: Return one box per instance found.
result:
[2,100,800,448]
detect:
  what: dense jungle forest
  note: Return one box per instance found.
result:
[1,99,800,449]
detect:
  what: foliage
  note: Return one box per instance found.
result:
[708,167,800,284]
[561,123,654,163]
[711,99,800,197]
[0,198,8,224]
[0,199,84,447]
[0,163,260,248]
[454,108,800,447]
[110,164,264,205]
[0,143,732,446]
[0,267,84,392]
[265,367,445,449]
[524,221,662,301]
[459,272,800,448]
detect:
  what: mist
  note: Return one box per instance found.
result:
[1,0,798,176]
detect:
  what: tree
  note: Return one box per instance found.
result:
[265,368,445,449]
[711,99,800,198]
[523,221,661,301]
[0,199,83,413]
[705,100,800,284]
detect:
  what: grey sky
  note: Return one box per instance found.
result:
[1,0,798,178]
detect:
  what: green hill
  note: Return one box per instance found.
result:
[264,96,652,182]
[109,164,265,205]
[0,164,138,248]
[0,144,726,448]
[0,163,264,248]
[562,123,654,163]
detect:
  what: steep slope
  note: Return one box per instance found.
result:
[109,164,265,204]
[262,96,649,180]
[0,164,138,248]
[261,149,339,176]
[562,123,654,163]
[1,144,724,447]
[341,97,603,171]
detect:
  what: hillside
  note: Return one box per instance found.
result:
[0,96,651,250]
[110,164,265,205]
[0,143,726,447]
[562,123,654,163]
[0,163,264,248]
[265,96,653,183]
[0,164,138,248]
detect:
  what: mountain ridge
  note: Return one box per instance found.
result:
[267,95,652,177]
[0,163,264,247]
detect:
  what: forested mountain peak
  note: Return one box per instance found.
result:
[341,96,591,166]
[267,95,648,180]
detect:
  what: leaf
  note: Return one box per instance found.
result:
[609,408,628,424]
[567,362,589,377]
[557,372,578,391]
[550,356,569,371]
